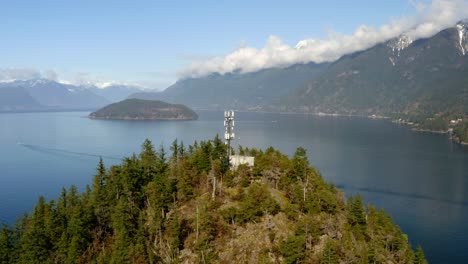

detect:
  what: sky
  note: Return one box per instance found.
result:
[0,0,467,90]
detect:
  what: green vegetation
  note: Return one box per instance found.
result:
[453,121,468,144]
[89,99,198,120]
[130,25,468,122]
[0,137,426,263]
[394,112,468,144]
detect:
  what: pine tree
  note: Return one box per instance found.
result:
[414,245,427,264]
[170,139,179,161]
[292,147,308,181]
[367,243,376,264]
[110,199,134,263]
[18,196,53,263]
[279,234,306,264]
[348,194,367,232]
[140,139,158,185]
[178,141,185,158]
[0,224,13,264]
[157,144,168,174]
[212,134,225,160]
[320,239,339,264]
[93,158,110,233]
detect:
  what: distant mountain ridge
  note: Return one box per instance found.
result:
[287,20,468,116]
[0,79,145,112]
[129,21,468,117]
[2,22,467,116]
[88,85,144,102]
[129,62,328,110]
[0,86,42,111]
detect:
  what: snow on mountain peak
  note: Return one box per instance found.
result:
[387,35,413,56]
[456,22,467,56]
[386,34,413,66]
[30,78,50,87]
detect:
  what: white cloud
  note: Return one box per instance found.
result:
[0,68,153,89]
[179,0,468,78]
[42,69,58,81]
[0,68,41,81]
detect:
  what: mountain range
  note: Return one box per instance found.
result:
[0,79,144,112]
[130,62,328,110]
[131,21,468,118]
[2,21,467,117]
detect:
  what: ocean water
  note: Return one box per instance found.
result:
[0,110,467,263]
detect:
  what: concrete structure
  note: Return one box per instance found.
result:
[230,155,255,169]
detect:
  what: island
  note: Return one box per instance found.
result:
[0,137,427,263]
[89,98,198,120]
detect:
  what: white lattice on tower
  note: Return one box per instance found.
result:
[224,110,235,161]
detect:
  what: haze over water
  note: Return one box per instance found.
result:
[0,110,467,263]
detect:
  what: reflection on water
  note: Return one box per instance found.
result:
[0,111,467,263]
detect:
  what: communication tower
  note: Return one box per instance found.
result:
[224,110,235,162]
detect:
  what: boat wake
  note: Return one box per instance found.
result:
[337,184,468,207]
[18,143,122,161]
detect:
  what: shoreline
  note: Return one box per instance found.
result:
[88,115,197,121]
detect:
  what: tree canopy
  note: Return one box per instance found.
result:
[0,138,425,263]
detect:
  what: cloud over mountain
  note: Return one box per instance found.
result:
[179,0,468,78]
[0,68,42,82]
[0,68,150,89]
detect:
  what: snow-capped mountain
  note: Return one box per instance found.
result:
[3,21,468,114]
[289,21,468,115]
[456,20,468,55]
[132,21,468,116]
[386,34,413,66]
[387,34,413,56]
[0,79,109,111]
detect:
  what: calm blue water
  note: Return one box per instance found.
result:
[0,111,467,263]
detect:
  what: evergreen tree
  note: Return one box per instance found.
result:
[140,139,157,185]
[110,199,134,263]
[178,141,185,158]
[414,245,427,264]
[0,224,13,264]
[121,155,144,207]
[280,234,306,264]
[92,158,110,233]
[348,194,367,233]
[320,239,339,264]
[4,138,423,263]
[367,244,376,264]
[292,147,308,181]
[170,139,179,161]
[18,196,53,263]
[176,160,196,201]
[157,144,168,175]
[212,134,225,160]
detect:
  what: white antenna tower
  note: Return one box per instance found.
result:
[224,110,235,162]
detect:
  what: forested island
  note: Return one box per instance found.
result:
[0,137,427,263]
[89,99,198,121]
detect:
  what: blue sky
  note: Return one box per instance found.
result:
[0,0,455,89]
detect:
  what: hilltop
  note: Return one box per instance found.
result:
[0,137,427,263]
[89,99,198,121]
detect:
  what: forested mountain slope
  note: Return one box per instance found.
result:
[0,137,426,263]
[286,22,468,116]
[129,63,328,110]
